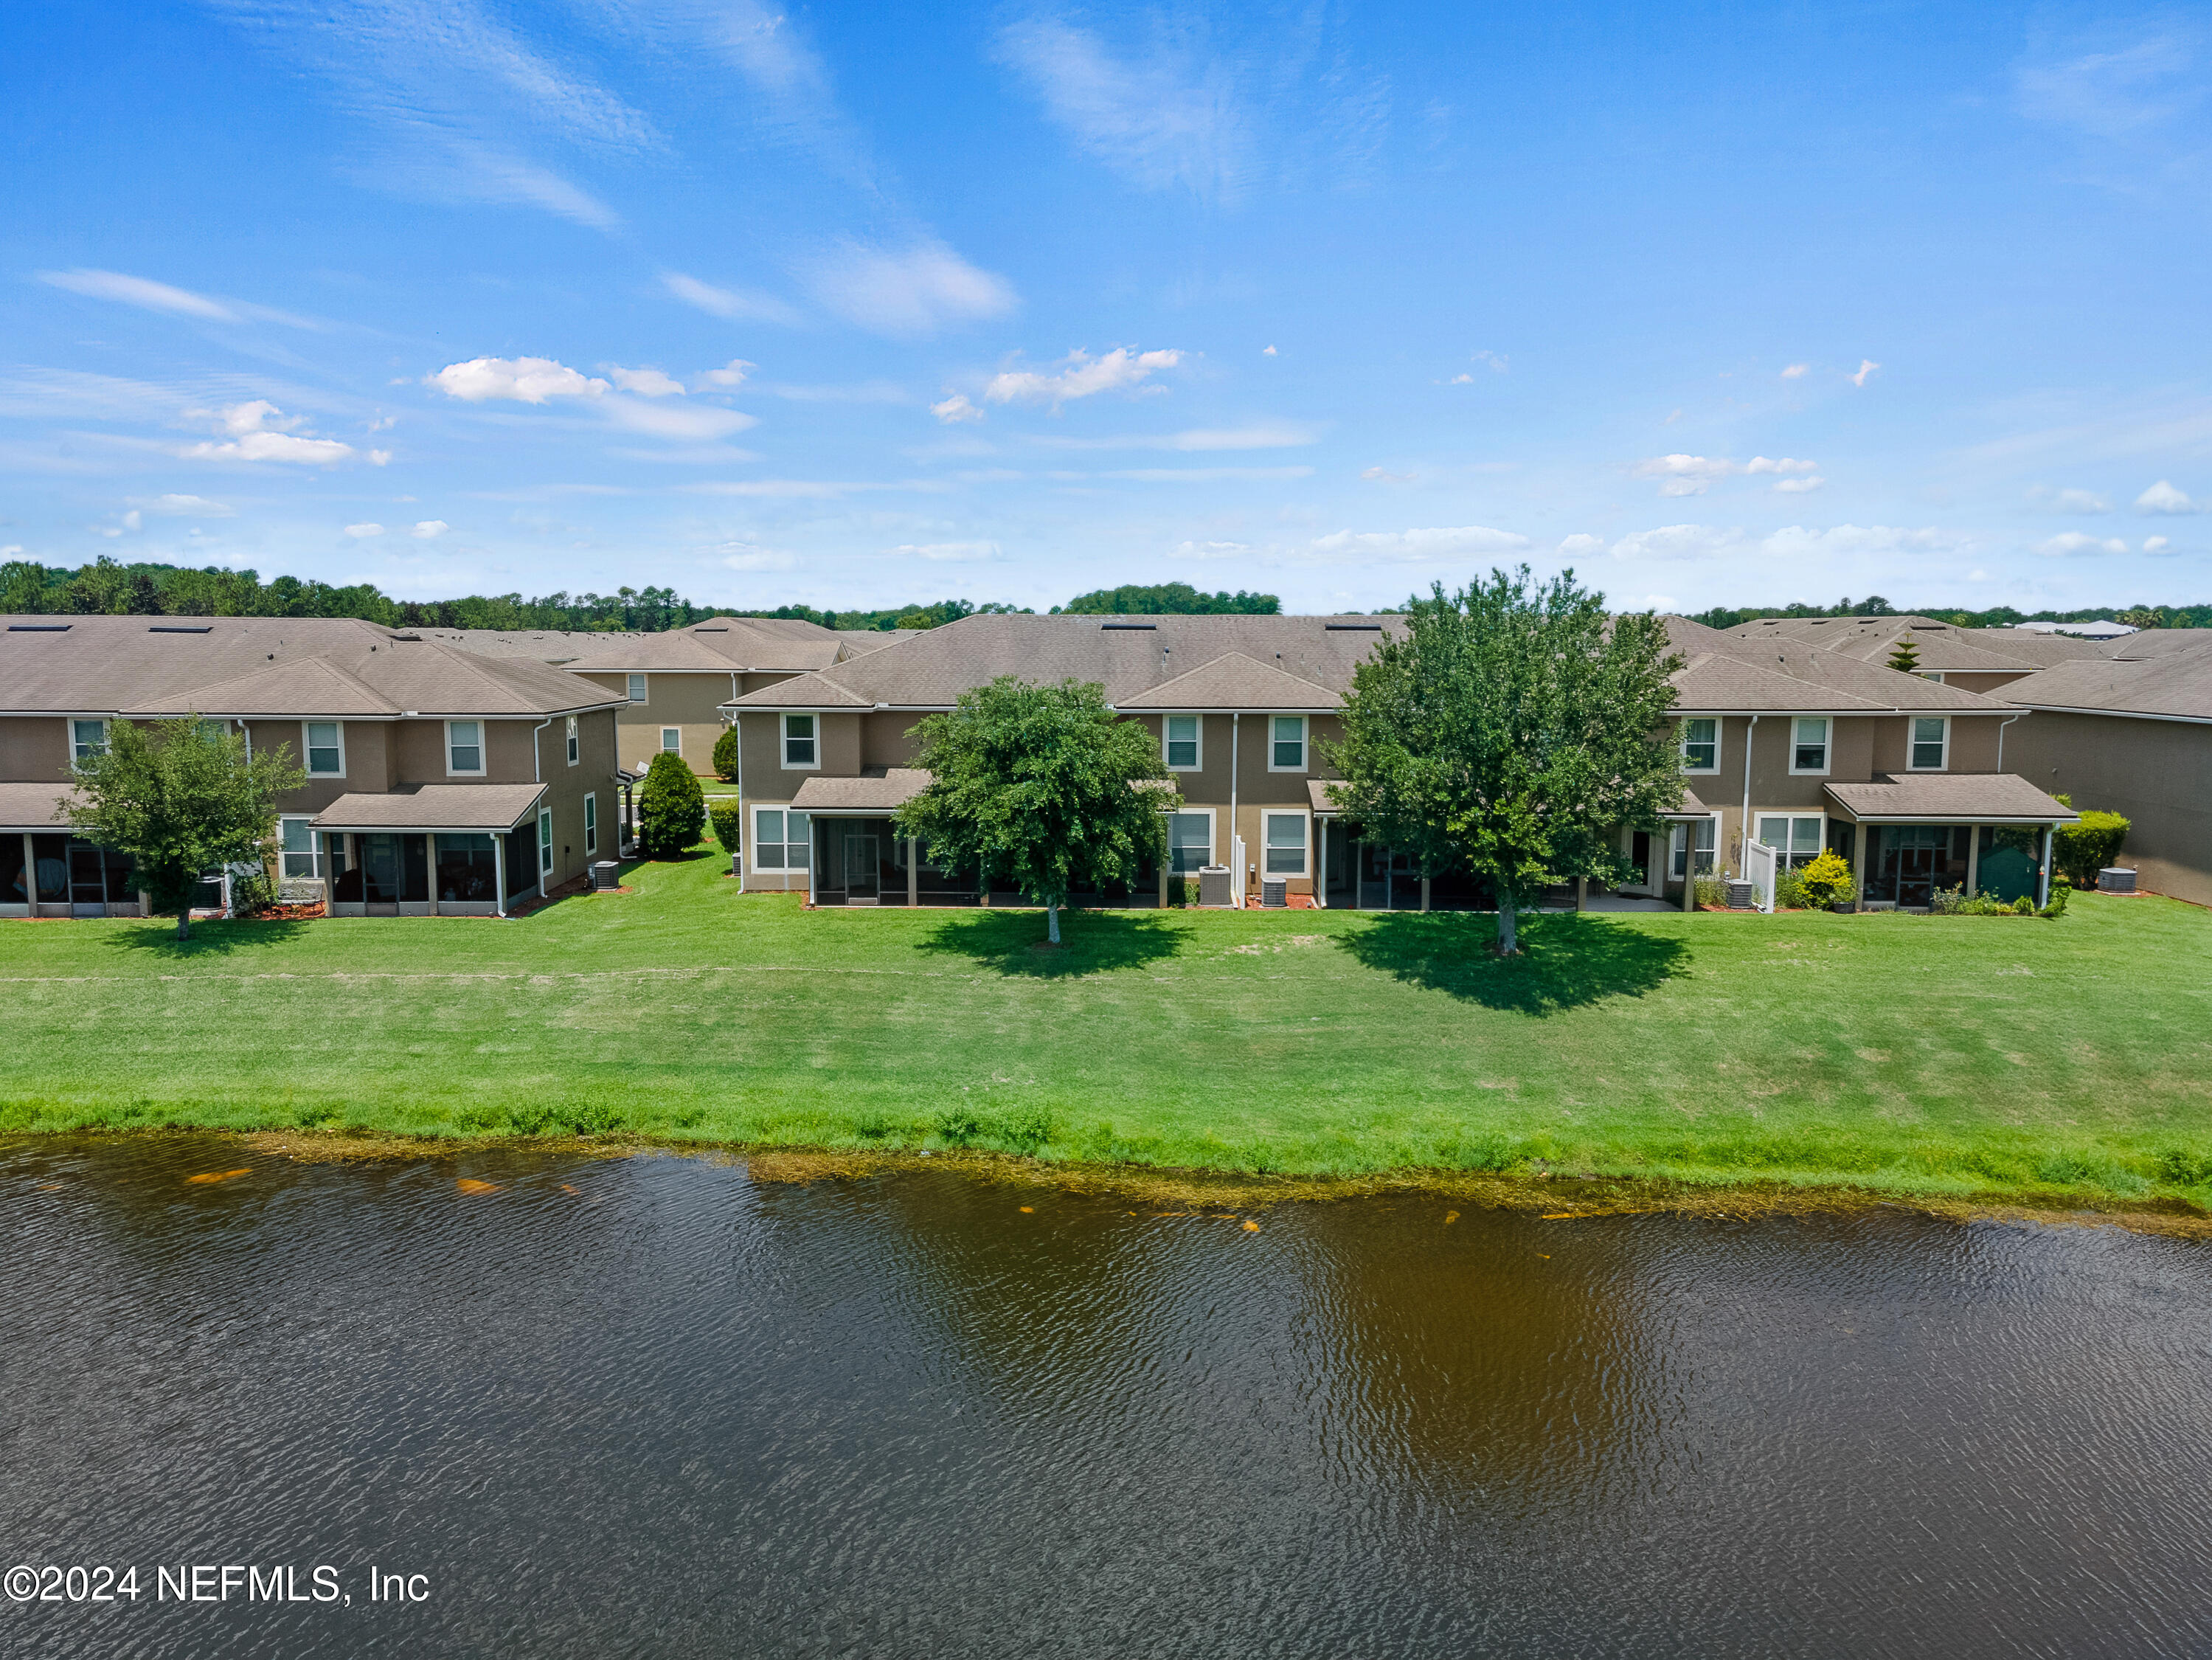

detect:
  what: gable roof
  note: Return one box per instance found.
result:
[1114,652,1341,711]
[552,615,856,674]
[1999,635,2212,722]
[1823,774,2078,823]
[1664,617,2011,713]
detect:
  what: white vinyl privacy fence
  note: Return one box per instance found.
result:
[1743,837,1778,914]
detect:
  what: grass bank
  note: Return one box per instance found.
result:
[2,845,2209,1208]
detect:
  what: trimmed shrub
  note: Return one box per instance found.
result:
[2039,876,2070,919]
[2054,808,2130,886]
[1693,874,1730,909]
[707,799,743,855]
[1795,848,1856,909]
[1773,866,1806,910]
[711,725,740,783]
[636,752,707,857]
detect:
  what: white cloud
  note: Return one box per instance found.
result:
[1773,476,1825,494]
[1851,359,1880,387]
[1471,350,1508,373]
[994,18,1248,201]
[660,272,801,325]
[427,356,607,403]
[607,366,685,398]
[931,393,984,424]
[2031,485,2112,512]
[720,543,796,573]
[1447,373,1475,384]
[1101,466,1311,482]
[1604,519,1975,563]
[411,519,448,538]
[1261,345,1277,356]
[695,359,755,390]
[2036,532,2130,556]
[2146,535,2171,553]
[985,347,1182,407]
[367,448,392,466]
[182,401,356,466]
[890,541,1002,561]
[134,494,233,516]
[1607,524,1747,561]
[344,522,386,539]
[2135,479,2199,513]
[96,509,144,538]
[39,269,234,320]
[1781,363,1809,379]
[1030,423,1314,451]
[600,398,757,441]
[2016,33,2199,138]
[1557,533,1605,556]
[1310,525,1530,562]
[1174,539,1252,560]
[1362,466,1417,483]
[1744,456,1819,474]
[797,239,1016,338]
[1634,454,1819,495]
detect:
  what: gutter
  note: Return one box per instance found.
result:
[1738,713,1759,872]
[531,715,552,783]
[1995,710,2021,771]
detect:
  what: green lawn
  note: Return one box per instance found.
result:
[4,845,2211,1205]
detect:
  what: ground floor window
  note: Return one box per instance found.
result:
[1262,810,1308,875]
[752,807,812,871]
[280,815,319,878]
[538,807,554,875]
[584,793,597,857]
[660,727,682,755]
[1168,810,1213,874]
[1754,814,1826,868]
[1867,824,1972,906]
[435,833,498,902]
[1669,817,1717,878]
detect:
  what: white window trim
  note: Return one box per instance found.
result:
[538,806,554,875]
[1670,814,1720,879]
[278,814,320,879]
[566,715,580,767]
[1266,714,1309,774]
[750,805,811,873]
[1908,714,1950,772]
[782,712,820,770]
[583,792,597,857]
[626,673,648,705]
[1787,716,1831,777]
[1260,808,1311,876]
[69,716,108,763]
[1752,809,1828,864]
[660,727,682,757]
[444,719,486,778]
[1164,804,1216,874]
[1679,717,1720,775]
[302,719,347,780]
[1162,713,1204,773]
[1919,671,1945,684]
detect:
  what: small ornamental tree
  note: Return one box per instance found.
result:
[66,716,305,941]
[1795,848,1857,909]
[636,751,707,857]
[1885,636,1922,674]
[896,677,1176,945]
[1326,566,1685,955]
[711,725,740,782]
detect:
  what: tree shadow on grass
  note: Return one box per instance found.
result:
[1338,911,1689,1014]
[917,908,1187,977]
[102,916,316,960]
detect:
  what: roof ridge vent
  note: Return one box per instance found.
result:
[1100,622,1157,630]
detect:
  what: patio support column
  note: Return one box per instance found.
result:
[1851,820,1869,911]
[907,837,919,907]
[807,819,819,907]
[1421,872,1431,913]
[1682,860,1695,913]
[20,833,32,910]
[1964,826,1980,901]
[426,834,439,916]
[2039,824,2053,908]
[1317,817,1328,909]
[493,832,507,919]
[1575,875,1586,912]
[1157,859,1168,910]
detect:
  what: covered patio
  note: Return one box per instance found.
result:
[311,784,549,917]
[0,783,143,919]
[1823,775,2080,910]
[791,770,982,907]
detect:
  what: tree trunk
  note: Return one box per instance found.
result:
[1495,886,1518,955]
[1047,901,1061,945]
[176,904,191,942]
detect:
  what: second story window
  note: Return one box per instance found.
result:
[1680,718,1717,771]
[1270,716,1306,772]
[1792,717,1829,774]
[72,719,107,763]
[1910,716,1949,771]
[1165,714,1200,770]
[305,721,344,775]
[566,715,580,766]
[783,713,817,767]
[626,674,648,705]
[448,720,484,775]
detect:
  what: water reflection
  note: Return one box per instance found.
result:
[4,1136,2210,1659]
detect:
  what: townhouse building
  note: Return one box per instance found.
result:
[0,615,620,917]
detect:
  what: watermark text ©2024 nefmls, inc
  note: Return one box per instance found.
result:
[6,1562,429,1608]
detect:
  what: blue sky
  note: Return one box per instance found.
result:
[4,2,2210,615]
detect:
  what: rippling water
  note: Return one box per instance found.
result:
[4,1135,2211,1658]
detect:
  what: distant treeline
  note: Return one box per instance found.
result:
[1687,595,2212,630]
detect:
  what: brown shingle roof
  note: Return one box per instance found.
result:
[1115,652,1341,711]
[1665,617,2011,713]
[788,769,931,812]
[0,781,74,830]
[2000,636,2212,722]
[308,784,547,831]
[1823,774,2078,823]
[555,615,850,673]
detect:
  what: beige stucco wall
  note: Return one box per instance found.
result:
[571,668,803,777]
[0,716,77,784]
[2003,709,2212,906]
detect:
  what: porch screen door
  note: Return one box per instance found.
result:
[844,834,880,899]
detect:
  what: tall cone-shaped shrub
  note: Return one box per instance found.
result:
[637,752,706,857]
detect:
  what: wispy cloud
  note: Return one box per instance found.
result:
[132,493,235,516]
[2036,531,2131,556]
[2028,485,2112,512]
[985,347,1181,407]
[995,16,1249,201]
[182,400,375,466]
[1632,454,1820,497]
[607,366,685,397]
[661,272,802,325]
[794,239,1016,338]
[2016,28,2202,138]
[1309,525,1529,561]
[889,540,1002,561]
[1851,359,1880,387]
[2135,479,2201,513]
[1027,422,1311,451]
[931,394,984,424]
[38,268,322,329]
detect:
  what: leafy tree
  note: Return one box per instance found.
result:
[2117,607,2166,629]
[711,724,740,782]
[635,753,706,857]
[66,716,305,941]
[1885,635,1921,673]
[1326,566,1685,955]
[896,677,1176,945]
[1055,582,1280,616]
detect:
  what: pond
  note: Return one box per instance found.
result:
[4,1136,2210,1657]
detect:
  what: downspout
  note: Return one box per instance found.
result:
[531,716,552,783]
[732,710,746,893]
[1995,710,2021,772]
[1738,713,1759,874]
[1230,711,1241,907]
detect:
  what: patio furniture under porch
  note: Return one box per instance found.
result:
[310,784,551,918]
